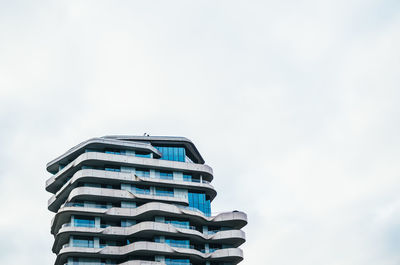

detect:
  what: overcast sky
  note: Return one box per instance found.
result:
[1,0,400,264]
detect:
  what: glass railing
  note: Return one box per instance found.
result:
[200,248,218,253]
[77,167,211,186]
[175,205,211,217]
[165,261,192,265]
[105,151,121,155]
[105,168,121,172]
[63,242,95,248]
[134,189,151,195]
[166,242,194,249]
[62,243,111,249]
[155,190,174,197]
[63,202,111,209]
[73,242,94,248]
[137,174,211,185]
[61,223,109,228]
[166,222,196,230]
[159,175,173,180]
[166,222,219,235]
[131,189,176,198]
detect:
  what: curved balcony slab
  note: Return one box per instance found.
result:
[49,169,217,211]
[46,152,214,193]
[49,187,188,212]
[56,241,243,265]
[46,138,163,174]
[52,202,247,235]
[103,135,205,164]
[53,221,245,253]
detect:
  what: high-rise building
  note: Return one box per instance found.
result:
[46,136,247,265]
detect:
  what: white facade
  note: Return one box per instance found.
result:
[46,136,247,265]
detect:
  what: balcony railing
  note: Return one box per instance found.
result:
[62,242,95,248]
[200,248,218,253]
[166,222,197,231]
[165,262,192,265]
[61,222,109,228]
[165,242,195,249]
[175,205,211,217]
[184,178,210,185]
[132,189,178,199]
[137,174,211,185]
[62,202,111,209]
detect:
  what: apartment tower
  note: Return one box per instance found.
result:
[46,136,247,265]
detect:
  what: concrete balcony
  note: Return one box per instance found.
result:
[48,169,217,212]
[49,187,189,213]
[53,221,246,253]
[56,241,243,265]
[52,202,247,235]
[46,152,214,193]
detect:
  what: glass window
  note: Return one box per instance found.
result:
[159,170,173,180]
[135,168,150,177]
[135,185,150,195]
[135,151,151,158]
[165,258,191,265]
[166,220,190,229]
[188,192,211,216]
[104,165,121,172]
[183,174,192,182]
[72,236,94,248]
[165,239,190,248]
[155,146,186,162]
[155,187,174,197]
[105,149,121,155]
[74,216,95,227]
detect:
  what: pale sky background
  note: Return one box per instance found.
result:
[1,1,400,265]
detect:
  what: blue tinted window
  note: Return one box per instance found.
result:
[166,220,189,229]
[165,258,191,265]
[155,146,186,162]
[105,149,121,155]
[74,217,95,227]
[104,165,120,172]
[183,174,192,182]
[156,187,174,197]
[165,239,190,248]
[188,192,211,216]
[159,170,173,180]
[136,169,150,177]
[135,151,151,158]
[135,186,150,195]
[72,236,94,248]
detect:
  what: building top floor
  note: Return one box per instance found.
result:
[46,135,205,174]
